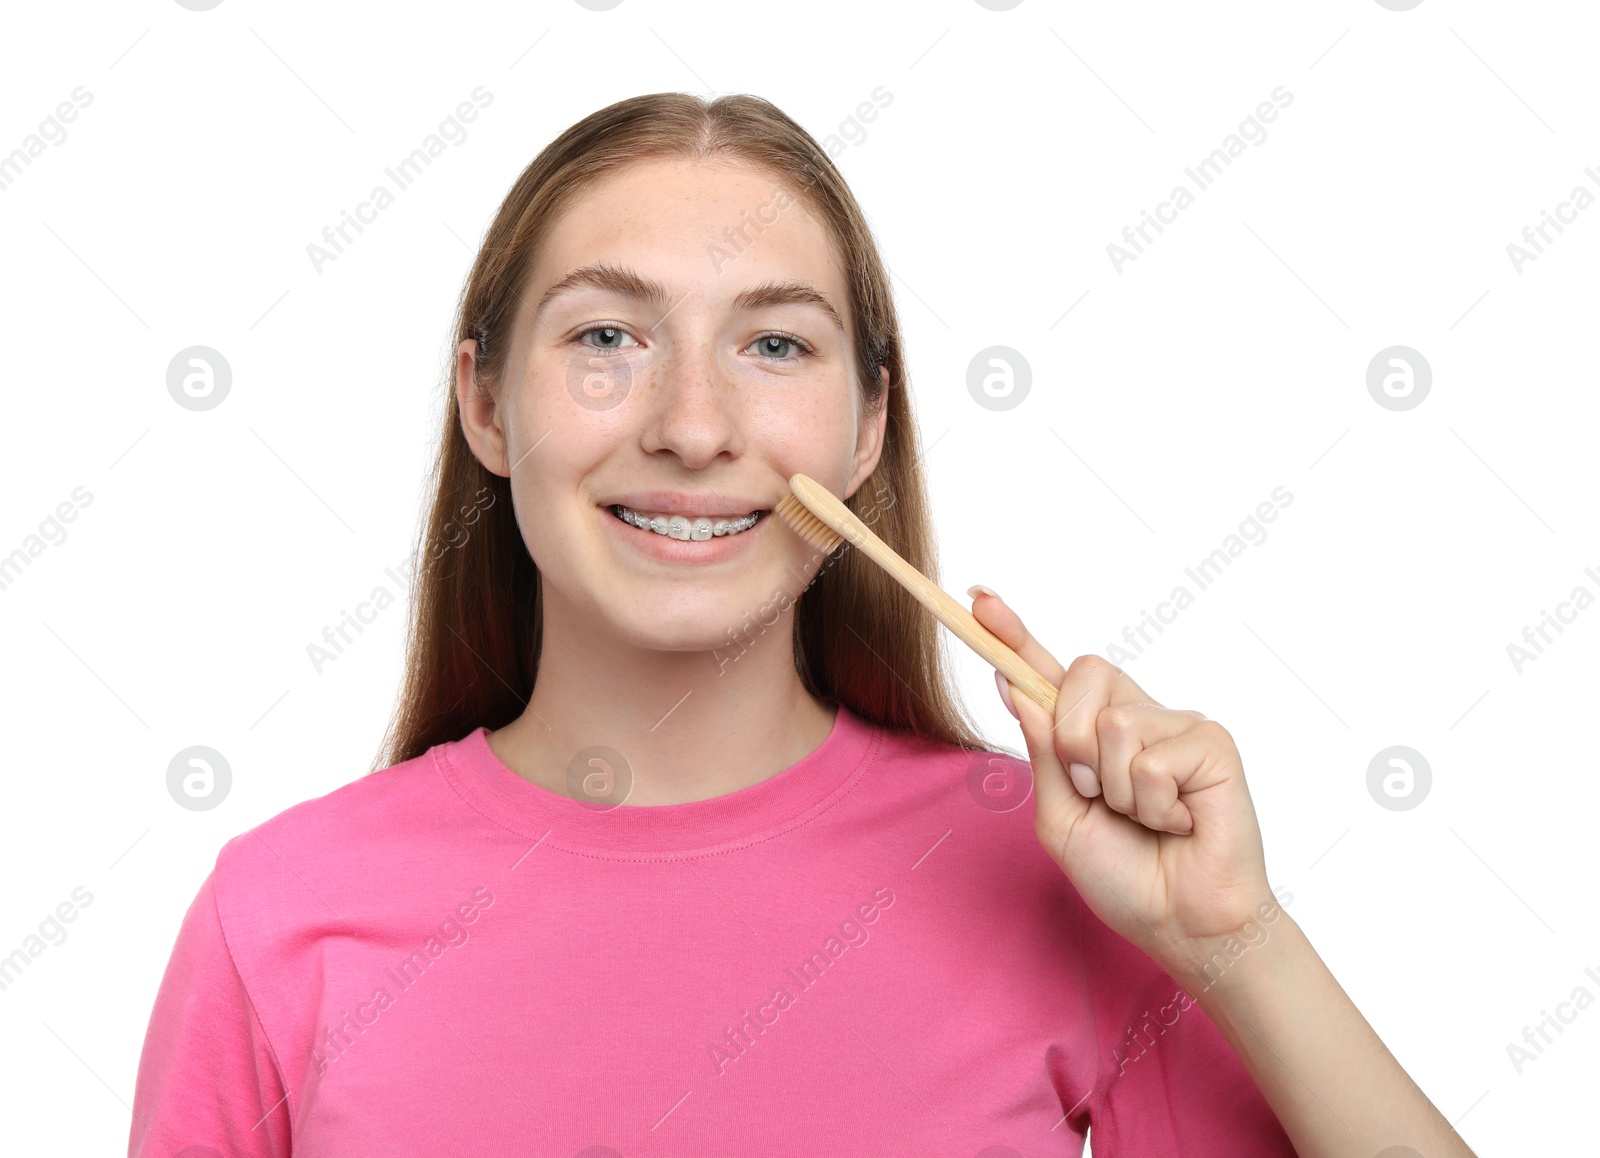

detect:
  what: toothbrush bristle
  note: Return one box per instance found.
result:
[774,492,844,552]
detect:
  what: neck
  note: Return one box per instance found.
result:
[487,588,836,806]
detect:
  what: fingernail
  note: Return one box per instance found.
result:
[994,670,1019,720]
[1068,762,1101,798]
[967,584,999,600]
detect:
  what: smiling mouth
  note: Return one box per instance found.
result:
[608,504,766,541]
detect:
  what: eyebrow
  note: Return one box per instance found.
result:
[533,262,845,334]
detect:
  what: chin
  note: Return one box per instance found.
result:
[626,565,805,652]
[613,611,754,655]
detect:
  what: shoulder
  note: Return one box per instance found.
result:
[223,743,439,851]
[207,738,465,939]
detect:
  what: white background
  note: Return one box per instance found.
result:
[1,0,1594,1153]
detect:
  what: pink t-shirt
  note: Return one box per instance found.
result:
[129,704,1293,1157]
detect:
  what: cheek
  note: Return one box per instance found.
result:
[504,385,614,564]
[514,362,630,465]
[741,374,861,476]
[760,407,860,492]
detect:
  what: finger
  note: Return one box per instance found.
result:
[967,586,1068,688]
[1128,723,1240,834]
[1096,702,1204,822]
[1067,755,1102,799]
[1008,667,1091,842]
[993,670,1019,722]
[1047,654,1160,800]
[1131,756,1192,834]
[966,589,1118,794]
[997,670,1101,797]
[966,590,1168,807]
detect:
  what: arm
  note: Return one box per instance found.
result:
[1168,908,1474,1158]
[966,587,1474,1157]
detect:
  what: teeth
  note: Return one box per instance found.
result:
[613,505,761,538]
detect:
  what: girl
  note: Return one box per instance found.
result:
[129,93,1474,1158]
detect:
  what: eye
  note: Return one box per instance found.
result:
[745,331,815,362]
[573,324,640,354]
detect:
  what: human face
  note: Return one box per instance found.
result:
[477,157,885,653]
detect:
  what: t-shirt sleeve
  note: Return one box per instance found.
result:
[1082,910,1296,1157]
[128,864,291,1158]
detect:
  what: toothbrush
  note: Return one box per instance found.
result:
[773,473,1060,714]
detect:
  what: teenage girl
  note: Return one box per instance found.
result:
[130,93,1474,1158]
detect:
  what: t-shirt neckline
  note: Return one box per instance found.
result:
[433,702,881,860]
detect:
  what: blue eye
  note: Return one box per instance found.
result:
[747,332,814,361]
[576,323,636,350]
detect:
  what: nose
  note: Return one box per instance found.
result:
[638,342,744,471]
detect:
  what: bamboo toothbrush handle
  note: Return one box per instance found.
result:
[830,509,1060,715]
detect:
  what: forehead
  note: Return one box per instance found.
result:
[528,156,848,315]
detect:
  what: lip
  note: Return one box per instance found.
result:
[602,503,769,564]
[599,491,770,519]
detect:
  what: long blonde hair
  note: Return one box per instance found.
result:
[375,92,989,770]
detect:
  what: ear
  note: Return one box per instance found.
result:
[456,338,511,478]
[843,364,891,500]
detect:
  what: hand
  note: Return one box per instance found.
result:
[969,588,1277,971]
